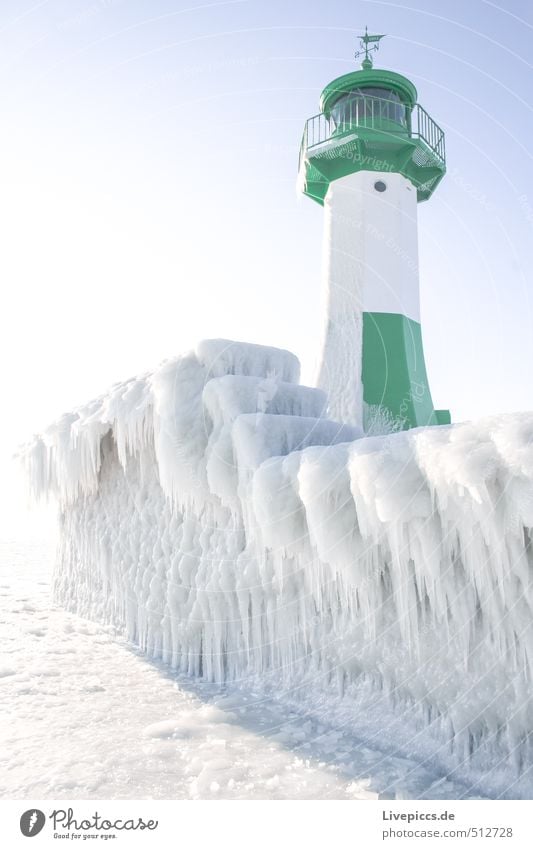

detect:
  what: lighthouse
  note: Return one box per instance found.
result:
[299,30,450,432]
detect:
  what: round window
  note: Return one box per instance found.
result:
[374,180,387,192]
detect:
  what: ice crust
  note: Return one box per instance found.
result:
[23,339,533,784]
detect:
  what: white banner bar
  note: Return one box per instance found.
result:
[2,800,532,848]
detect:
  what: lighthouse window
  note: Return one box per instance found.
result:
[374,181,387,192]
[331,87,407,129]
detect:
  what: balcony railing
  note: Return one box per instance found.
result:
[300,94,446,168]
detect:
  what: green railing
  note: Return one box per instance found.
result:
[300,94,446,168]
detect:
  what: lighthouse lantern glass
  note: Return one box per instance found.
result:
[331,87,407,131]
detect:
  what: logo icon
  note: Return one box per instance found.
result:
[20,810,45,837]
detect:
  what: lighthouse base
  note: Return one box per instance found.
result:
[362,311,450,432]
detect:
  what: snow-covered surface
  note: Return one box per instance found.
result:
[20,339,533,798]
[0,537,485,799]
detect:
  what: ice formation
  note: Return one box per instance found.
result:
[23,338,533,793]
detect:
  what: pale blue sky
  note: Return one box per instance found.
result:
[1,0,532,522]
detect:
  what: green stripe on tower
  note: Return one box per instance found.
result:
[362,312,450,430]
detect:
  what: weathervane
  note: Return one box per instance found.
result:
[355,26,386,69]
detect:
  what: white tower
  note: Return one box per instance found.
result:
[299,30,449,432]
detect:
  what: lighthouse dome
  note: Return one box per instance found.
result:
[320,68,418,116]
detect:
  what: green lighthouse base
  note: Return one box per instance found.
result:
[362,312,450,432]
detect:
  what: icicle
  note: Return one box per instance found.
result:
[20,339,533,787]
